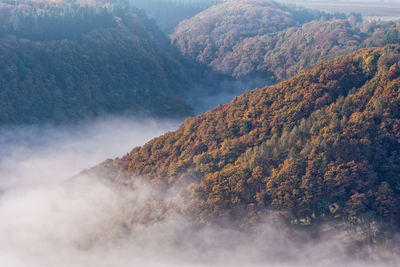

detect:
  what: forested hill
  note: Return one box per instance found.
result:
[170,0,342,80]
[0,0,193,124]
[171,0,400,83]
[95,45,400,235]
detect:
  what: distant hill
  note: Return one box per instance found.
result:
[0,0,193,124]
[205,18,365,81]
[171,0,400,83]
[171,0,342,81]
[94,45,400,238]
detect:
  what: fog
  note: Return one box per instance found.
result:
[0,117,398,267]
[0,117,180,190]
[187,78,268,114]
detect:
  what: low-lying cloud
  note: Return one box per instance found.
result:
[0,117,179,190]
[0,116,398,267]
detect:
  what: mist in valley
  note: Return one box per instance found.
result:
[0,117,398,267]
[0,117,180,190]
[0,0,400,266]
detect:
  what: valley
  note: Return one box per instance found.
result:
[0,0,400,266]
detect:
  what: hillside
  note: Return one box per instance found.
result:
[171,0,400,83]
[95,45,400,236]
[170,0,343,81]
[0,0,193,124]
[212,18,366,81]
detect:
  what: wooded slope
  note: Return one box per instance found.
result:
[0,0,193,124]
[98,45,400,230]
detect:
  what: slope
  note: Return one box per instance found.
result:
[0,0,193,124]
[171,0,400,84]
[170,0,343,81]
[96,45,400,233]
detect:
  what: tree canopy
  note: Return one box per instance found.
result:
[171,0,400,84]
[0,0,193,124]
[94,45,400,235]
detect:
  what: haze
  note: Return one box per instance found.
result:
[0,0,399,266]
[0,117,398,267]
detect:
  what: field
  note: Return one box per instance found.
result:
[275,0,400,21]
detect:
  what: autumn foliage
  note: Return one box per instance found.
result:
[171,0,400,83]
[96,45,400,230]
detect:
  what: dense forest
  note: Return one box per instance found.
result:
[2,0,400,124]
[0,0,194,124]
[93,45,400,241]
[171,0,342,80]
[171,0,400,83]
[2,0,400,265]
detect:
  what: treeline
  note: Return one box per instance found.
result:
[0,3,117,40]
